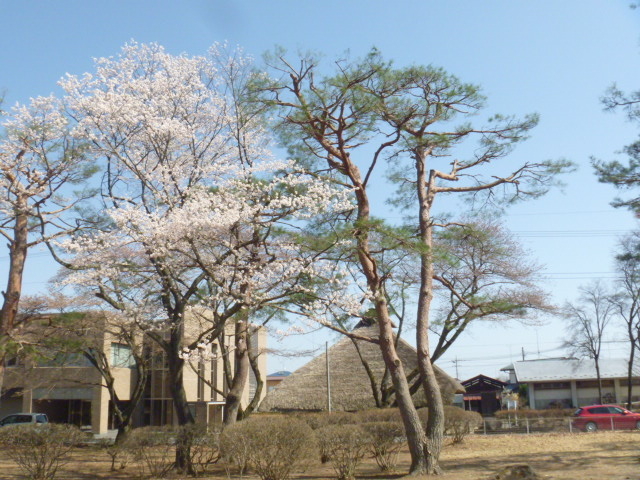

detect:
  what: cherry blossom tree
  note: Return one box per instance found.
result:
[55,43,350,472]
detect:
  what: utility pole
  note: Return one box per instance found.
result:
[326,341,332,413]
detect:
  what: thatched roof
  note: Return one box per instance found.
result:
[259,325,464,412]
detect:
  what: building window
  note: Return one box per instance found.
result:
[111,343,135,368]
[5,356,19,367]
[197,360,205,402]
[535,382,570,390]
[37,352,92,367]
[576,380,614,388]
[620,378,640,387]
[211,344,218,401]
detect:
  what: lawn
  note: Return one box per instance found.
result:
[0,431,637,479]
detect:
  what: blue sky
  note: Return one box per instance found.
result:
[2,1,640,380]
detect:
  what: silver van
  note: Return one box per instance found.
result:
[0,413,49,426]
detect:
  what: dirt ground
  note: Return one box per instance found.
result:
[0,431,638,480]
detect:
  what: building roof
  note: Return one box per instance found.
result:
[259,325,464,412]
[267,371,291,379]
[509,358,639,382]
[461,374,506,393]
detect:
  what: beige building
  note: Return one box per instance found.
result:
[0,317,267,434]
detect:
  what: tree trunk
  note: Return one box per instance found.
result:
[115,421,132,445]
[0,208,28,336]
[626,316,637,409]
[414,150,444,474]
[627,348,635,409]
[0,360,5,410]
[0,205,29,404]
[167,323,195,475]
[238,327,264,420]
[113,365,147,444]
[595,358,603,404]
[82,339,147,445]
[334,152,428,474]
[168,328,195,426]
[375,297,429,474]
[417,352,444,474]
[224,319,250,426]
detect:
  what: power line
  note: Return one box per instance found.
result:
[0,251,51,261]
[513,230,629,238]
[439,340,630,367]
[387,209,631,220]
[509,210,625,216]
[446,345,566,364]
[543,271,613,275]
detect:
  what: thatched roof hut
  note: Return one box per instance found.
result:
[259,325,464,412]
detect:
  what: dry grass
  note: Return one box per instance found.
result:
[0,430,638,479]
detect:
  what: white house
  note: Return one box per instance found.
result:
[502,358,640,409]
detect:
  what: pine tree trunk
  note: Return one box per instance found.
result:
[375,300,429,474]
[0,204,29,408]
[0,207,28,337]
[350,171,429,474]
[414,149,444,474]
[0,362,5,409]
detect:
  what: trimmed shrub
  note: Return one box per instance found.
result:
[416,406,482,443]
[97,438,130,472]
[297,412,363,464]
[0,423,86,480]
[219,423,251,476]
[443,406,482,444]
[124,426,176,478]
[317,424,371,480]
[361,421,405,472]
[354,408,402,424]
[220,416,316,480]
[175,424,220,477]
[296,411,357,430]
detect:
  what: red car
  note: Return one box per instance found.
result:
[572,404,640,432]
